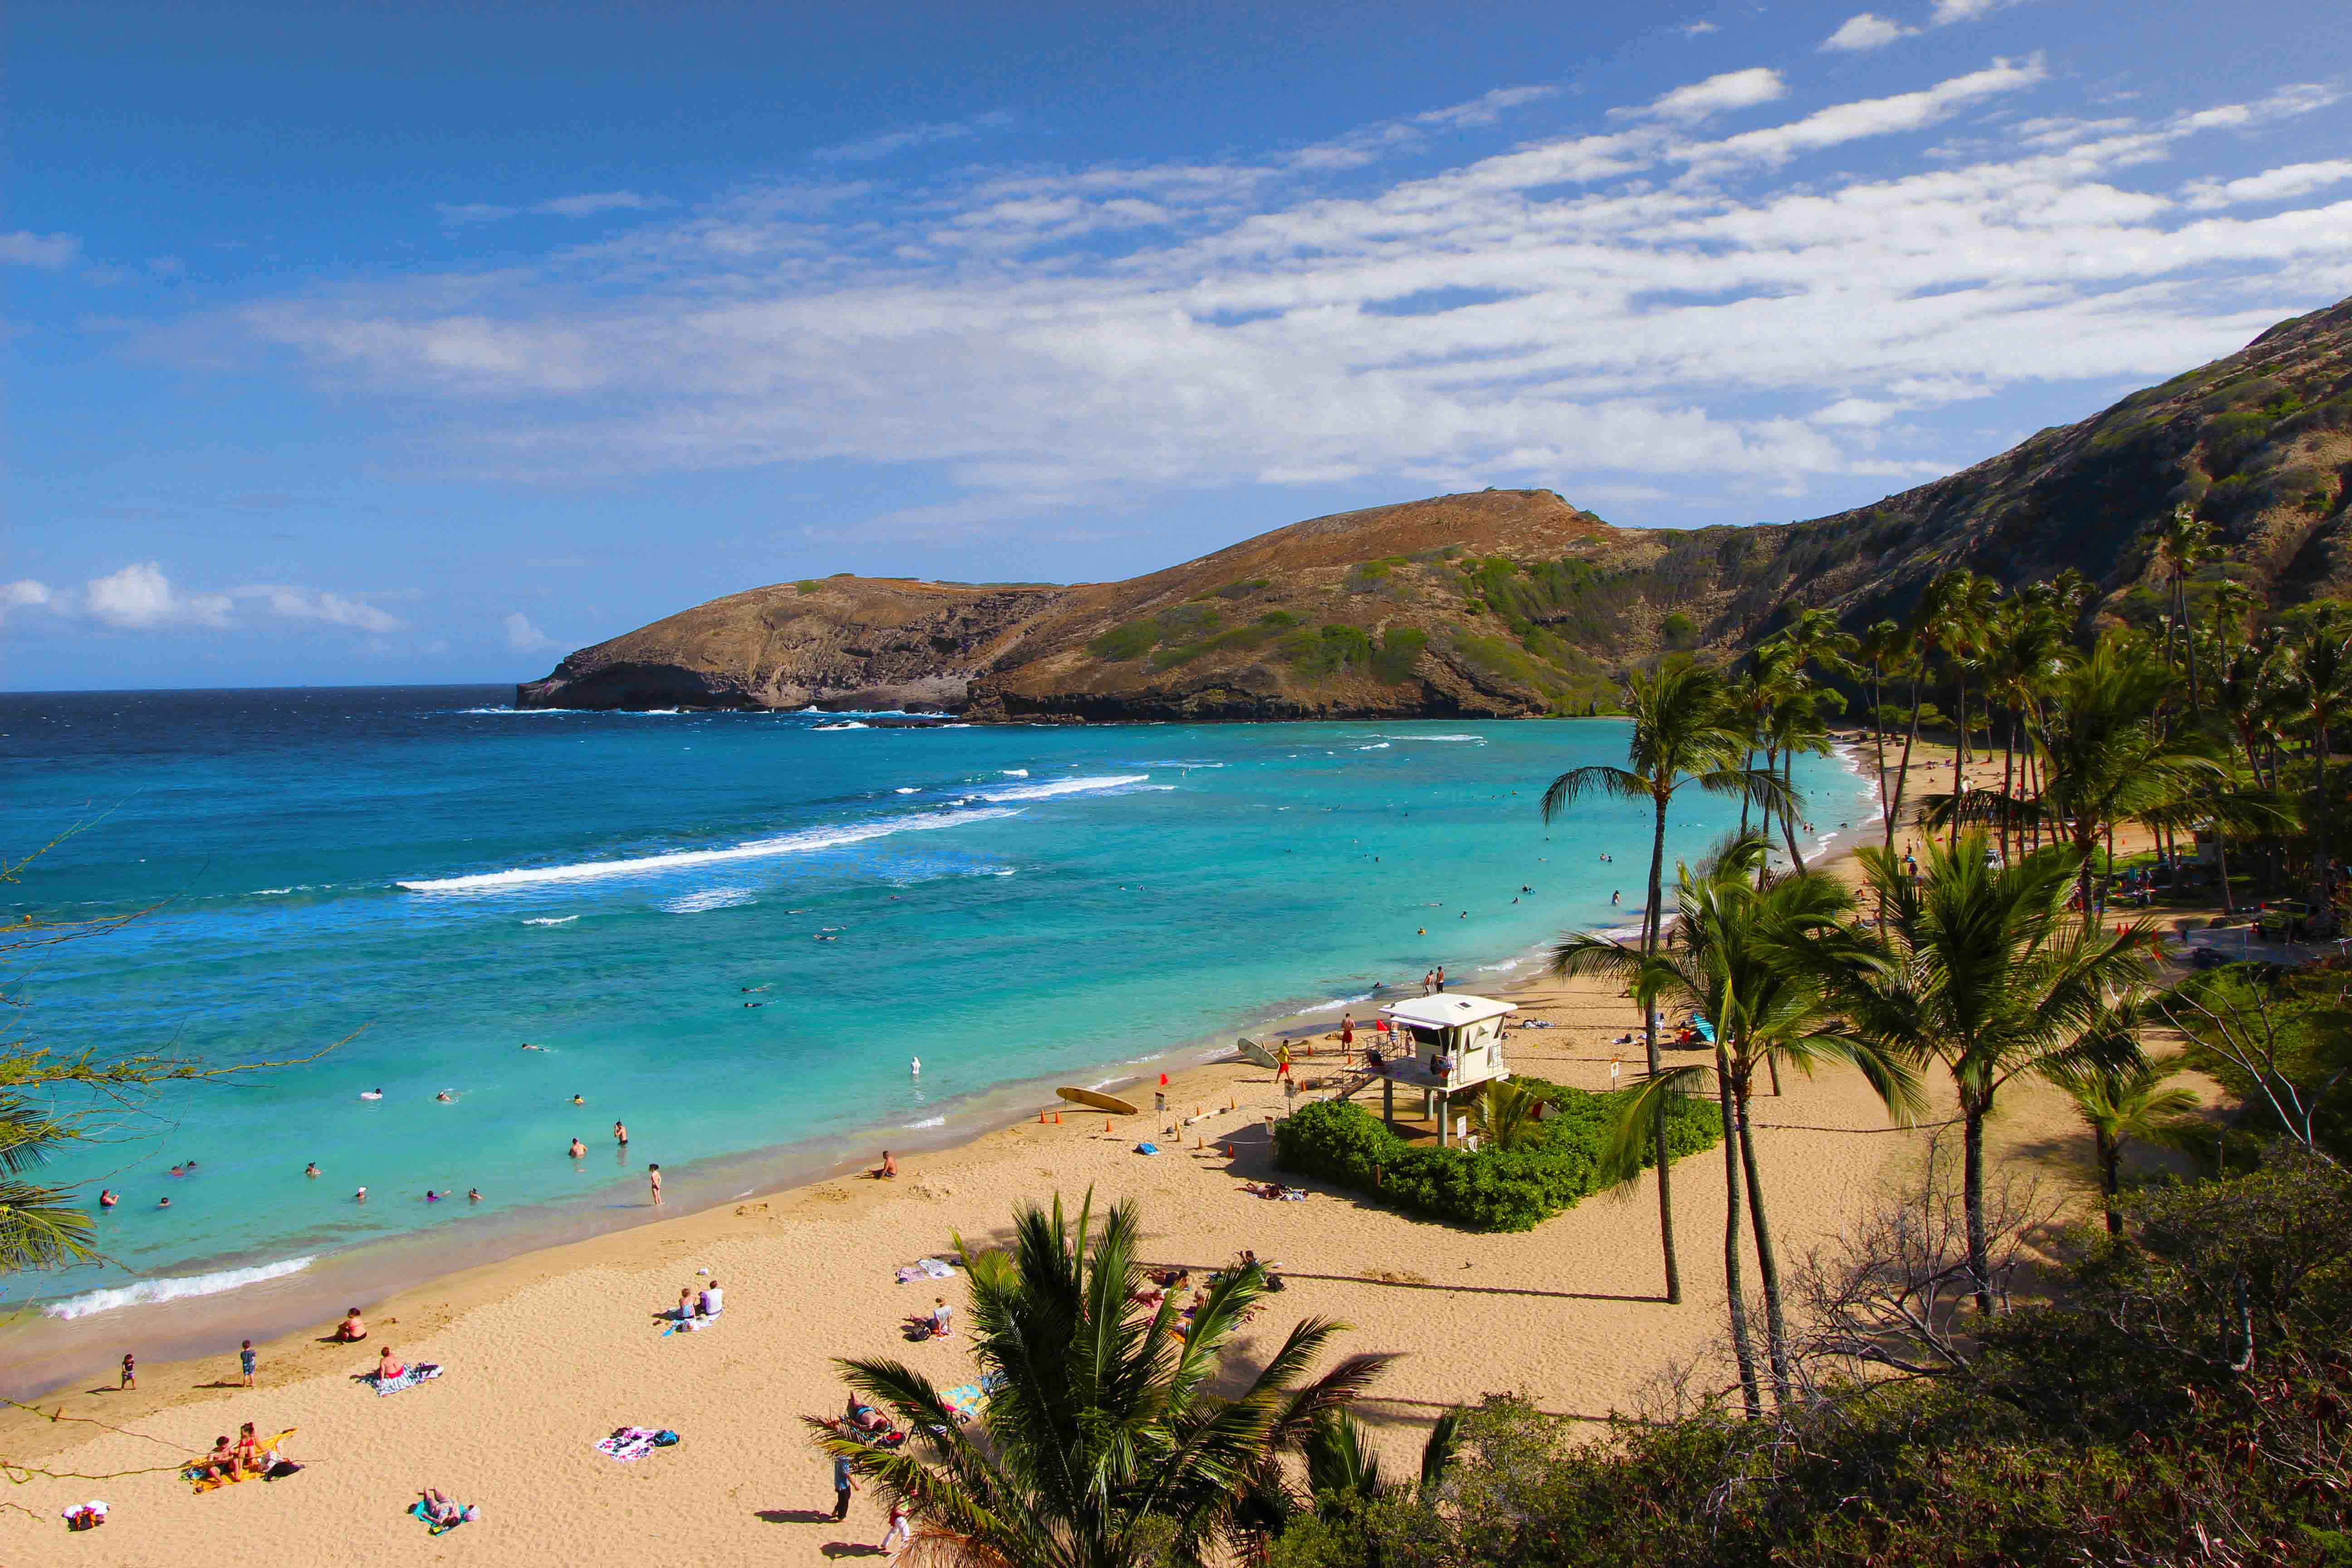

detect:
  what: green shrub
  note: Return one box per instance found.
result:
[1283,623,1375,681]
[1272,1077,1720,1232]
[1257,609,1300,629]
[1660,611,1698,651]
[1089,621,1161,661]
[794,579,821,595]
[1369,627,1429,684]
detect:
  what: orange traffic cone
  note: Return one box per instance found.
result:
[1104,1118,1113,1132]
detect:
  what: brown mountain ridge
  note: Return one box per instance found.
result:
[519,295,2352,720]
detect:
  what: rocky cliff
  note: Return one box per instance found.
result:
[520,295,2352,719]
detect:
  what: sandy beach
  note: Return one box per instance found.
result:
[0,737,2225,1565]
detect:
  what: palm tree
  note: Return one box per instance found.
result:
[1928,633,2226,926]
[1857,619,1908,847]
[1831,835,2156,1315]
[1542,657,1787,1306]
[2278,616,2352,877]
[1930,571,2000,848]
[1559,838,1923,1408]
[809,1193,1388,1568]
[2151,505,2220,713]
[2046,1047,2200,1235]
[1466,1078,1548,1151]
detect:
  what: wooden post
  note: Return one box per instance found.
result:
[1382,1075,1394,1128]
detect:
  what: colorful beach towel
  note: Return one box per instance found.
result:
[182,1430,295,1491]
[596,1426,661,1462]
[661,1313,718,1338]
[409,1498,477,1535]
[368,1362,443,1397]
[894,1257,957,1284]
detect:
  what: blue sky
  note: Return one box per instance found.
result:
[7,0,2349,691]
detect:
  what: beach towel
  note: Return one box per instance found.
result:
[596,1426,662,1462]
[895,1256,957,1284]
[367,1362,442,1397]
[409,1498,478,1535]
[182,1430,295,1491]
[661,1314,718,1338]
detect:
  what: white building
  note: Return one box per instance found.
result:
[1373,993,1516,1147]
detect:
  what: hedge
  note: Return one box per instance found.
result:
[1271,1075,1721,1232]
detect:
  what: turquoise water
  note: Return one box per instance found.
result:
[1,687,1874,1324]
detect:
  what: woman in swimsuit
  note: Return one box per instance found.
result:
[337,1307,368,1342]
[377,1345,407,1381]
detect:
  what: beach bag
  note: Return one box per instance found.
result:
[652,1430,680,1447]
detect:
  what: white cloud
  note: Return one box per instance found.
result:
[1821,13,1917,52]
[206,66,2352,526]
[437,191,656,221]
[1,579,54,619]
[85,563,234,631]
[1691,56,2045,167]
[2185,161,2352,211]
[0,231,79,269]
[1678,21,1720,37]
[812,111,1021,165]
[1621,67,1788,123]
[1413,87,1559,129]
[505,612,559,652]
[238,584,404,632]
[1929,0,2019,22]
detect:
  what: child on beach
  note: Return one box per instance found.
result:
[240,1340,256,1387]
[648,1163,663,1204]
[119,1352,135,1390]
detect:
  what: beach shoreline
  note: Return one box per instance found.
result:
[0,739,1895,1402]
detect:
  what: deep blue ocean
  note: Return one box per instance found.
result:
[0,686,1875,1324]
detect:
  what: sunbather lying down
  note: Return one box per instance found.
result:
[413,1488,477,1534]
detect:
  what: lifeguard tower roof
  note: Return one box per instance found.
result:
[1379,994,1516,1030]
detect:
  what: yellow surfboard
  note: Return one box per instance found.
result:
[1056,1085,1142,1116]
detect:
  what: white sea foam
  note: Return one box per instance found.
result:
[977,774,1149,804]
[252,886,297,897]
[903,1115,947,1129]
[814,721,869,731]
[666,887,756,913]
[895,787,920,794]
[1378,733,1484,742]
[522,915,579,926]
[1000,769,1029,777]
[397,807,1018,893]
[44,1256,314,1320]
[1356,743,1390,750]
[456,706,579,715]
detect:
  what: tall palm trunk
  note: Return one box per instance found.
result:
[2098,1133,2124,1237]
[1950,670,1969,852]
[1642,792,1681,1306]
[1888,673,1924,852]
[1963,1100,1994,1318]
[1714,1049,1761,1419]
[1779,747,1807,873]
[1733,1075,1791,1404]
[1868,665,1891,832]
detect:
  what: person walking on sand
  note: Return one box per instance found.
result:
[833,1452,858,1520]
[1609,1056,1622,1091]
[240,1340,256,1387]
[1434,965,1446,993]
[1339,1014,1355,1054]
[119,1352,135,1391]
[1274,1042,1292,1081]
[1421,970,1434,996]
[648,1163,663,1205]
[880,1499,914,1560]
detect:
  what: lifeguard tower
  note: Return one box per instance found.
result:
[1372,993,1516,1147]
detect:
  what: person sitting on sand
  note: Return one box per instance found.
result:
[197,1435,236,1480]
[337,1308,367,1342]
[872,1150,897,1179]
[377,1346,407,1381]
[233,1422,262,1477]
[677,1286,698,1321]
[927,1298,953,1339]
[697,1280,723,1317]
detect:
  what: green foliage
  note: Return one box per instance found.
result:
[794,579,821,594]
[1283,624,1375,681]
[2203,408,2274,479]
[1089,620,1161,661]
[1272,1078,1720,1232]
[1369,627,1429,684]
[1659,611,1698,651]
[1270,1153,2352,1568]
[1196,578,1271,601]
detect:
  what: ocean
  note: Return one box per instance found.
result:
[0,686,1876,1379]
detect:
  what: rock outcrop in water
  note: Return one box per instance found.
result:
[520,296,2352,719]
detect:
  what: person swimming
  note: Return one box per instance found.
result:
[157,1196,171,1208]
[425,1190,442,1202]
[467,1188,482,1202]
[99,1189,118,1209]
[571,1094,585,1106]
[568,1138,586,1159]
[304,1162,319,1178]
[434,1090,454,1102]
[355,1186,368,1203]
[360,1089,383,1101]
[519,1042,544,1051]
[168,1165,185,1177]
